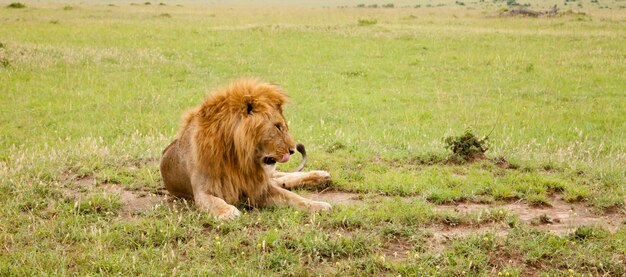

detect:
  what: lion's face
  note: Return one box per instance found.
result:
[258,109,296,166]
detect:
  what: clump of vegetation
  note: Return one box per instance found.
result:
[368,4,378,8]
[569,226,608,241]
[382,3,394,8]
[356,3,365,8]
[326,141,346,153]
[74,193,122,216]
[507,0,519,6]
[0,58,9,68]
[357,18,378,26]
[455,1,466,6]
[63,5,73,10]
[144,1,152,5]
[530,214,554,225]
[342,70,367,77]
[444,129,489,162]
[7,2,26,8]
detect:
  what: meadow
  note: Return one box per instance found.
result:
[0,0,624,275]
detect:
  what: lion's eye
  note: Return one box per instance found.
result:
[275,124,282,131]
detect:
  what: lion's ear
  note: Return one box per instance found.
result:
[241,95,255,116]
[246,102,254,115]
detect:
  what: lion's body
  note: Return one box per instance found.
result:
[160,79,331,220]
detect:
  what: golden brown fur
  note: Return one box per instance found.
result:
[160,79,331,220]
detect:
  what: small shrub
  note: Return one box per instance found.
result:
[444,130,489,162]
[455,1,466,6]
[569,226,608,241]
[1,58,10,68]
[326,141,346,153]
[382,3,394,8]
[357,18,378,26]
[530,214,553,225]
[356,3,365,8]
[63,5,73,10]
[507,0,519,6]
[159,2,166,5]
[7,2,26,8]
[144,1,152,5]
[341,70,367,77]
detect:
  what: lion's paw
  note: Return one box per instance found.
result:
[313,170,331,179]
[214,204,241,221]
[308,201,332,213]
[310,170,331,184]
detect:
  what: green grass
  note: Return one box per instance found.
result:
[1,1,625,275]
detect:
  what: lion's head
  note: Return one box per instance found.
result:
[194,79,296,177]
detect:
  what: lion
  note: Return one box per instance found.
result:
[159,79,332,220]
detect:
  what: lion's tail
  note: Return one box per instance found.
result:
[291,143,307,172]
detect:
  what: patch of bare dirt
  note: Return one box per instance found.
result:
[61,173,166,218]
[434,197,624,235]
[382,240,413,261]
[304,190,365,205]
[100,184,164,217]
[306,190,624,237]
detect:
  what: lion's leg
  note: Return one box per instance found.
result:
[272,170,331,189]
[160,140,194,199]
[262,183,332,213]
[191,173,241,220]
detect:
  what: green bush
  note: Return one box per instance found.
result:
[444,130,489,162]
[358,18,378,26]
[7,2,26,8]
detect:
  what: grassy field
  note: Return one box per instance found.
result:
[1,0,625,275]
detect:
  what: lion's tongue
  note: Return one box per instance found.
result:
[278,153,290,163]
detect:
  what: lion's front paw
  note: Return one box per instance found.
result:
[313,170,331,181]
[214,204,241,221]
[308,170,331,185]
[308,201,332,213]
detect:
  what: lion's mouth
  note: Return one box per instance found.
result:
[262,153,290,165]
[262,157,277,165]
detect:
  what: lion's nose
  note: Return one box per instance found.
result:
[289,149,295,155]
